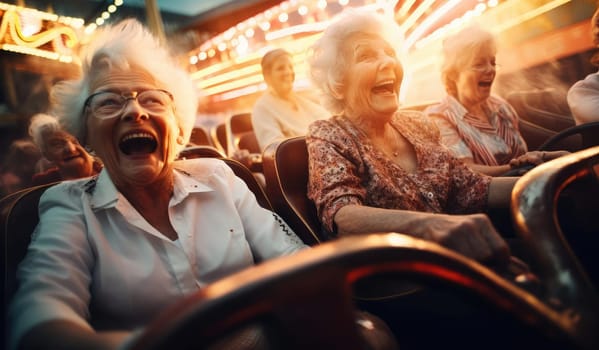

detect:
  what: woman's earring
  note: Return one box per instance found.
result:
[176,136,184,145]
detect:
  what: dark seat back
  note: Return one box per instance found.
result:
[228,113,262,154]
[210,123,228,156]
[262,137,322,245]
[229,113,253,136]
[537,121,599,152]
[237,131,261,154]
[222,158,272,211]
[178,145,225,159]
[506,88,575,132]
[1,183,56,332]
[189,127,213,146]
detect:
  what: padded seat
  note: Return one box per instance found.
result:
[536,121,599,152]
[210,123,228,156]
[178,145,225,159]
[1,182,57,337]
[262,136,323,246]
[237,131,261,154]
[189,127,213,146]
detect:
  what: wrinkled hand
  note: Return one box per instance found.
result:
[416,213,510,268]
[509,150,569,169]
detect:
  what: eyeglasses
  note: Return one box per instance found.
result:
[84,89,174,119]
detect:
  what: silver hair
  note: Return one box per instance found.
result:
[28,113,62,152]
[50,19,198,154]
[441,24,496,97]
[308,9,403,114]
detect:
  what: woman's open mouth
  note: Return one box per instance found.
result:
[119,132,158,156]
[372,80,396,95]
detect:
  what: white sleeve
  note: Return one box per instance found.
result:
[7,184,94,350]
[567,72,599,125]
[224,165,308,261]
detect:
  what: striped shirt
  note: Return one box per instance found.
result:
[424,95,527,166]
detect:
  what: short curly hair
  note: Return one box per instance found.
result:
[50,19,198,154]
[308,9,403,114]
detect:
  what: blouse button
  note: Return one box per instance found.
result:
[426,192,434,199]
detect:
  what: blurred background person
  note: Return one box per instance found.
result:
[567,6,599,125]
[252,48,328,151]
[29,113,102,185]
[424,25,566,176]
[0,139,41,198]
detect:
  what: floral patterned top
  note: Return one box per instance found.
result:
[306,110,492,234]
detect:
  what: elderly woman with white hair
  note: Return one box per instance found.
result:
[307,9,526,268]
[28,113,101,185]
[306,10,545,346]
[423,25,566,176]
[8,19,307,350]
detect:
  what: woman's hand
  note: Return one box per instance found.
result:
[416,213,511,268]
[335,206,510,268]
[509,150,569,169]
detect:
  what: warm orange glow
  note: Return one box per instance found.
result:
[187,0,587,109]
[400,0,436,33]
[404,0,461,50]
[493,0,570,33]
[397,0,417,18]
[0,5,81,62]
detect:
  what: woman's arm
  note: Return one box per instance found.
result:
[462,158,511,176]
[334,205,510,267]
[8,184,97,350]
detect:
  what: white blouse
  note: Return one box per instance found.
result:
[252,91,329,151]
[8,158,307,349]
